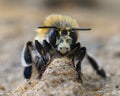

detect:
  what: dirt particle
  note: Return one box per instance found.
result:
[96,94,102,96]
[0,85,5,90]
[115,85,119,88]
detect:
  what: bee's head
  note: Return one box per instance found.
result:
[47,27,78,55]
[38,26,91,55]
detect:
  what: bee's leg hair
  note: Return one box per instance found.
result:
[24,66,32,81]
[75,46,86,83]
[34,40,49,70]
[42,40,52,53]
[34,40,51,79]
[22,41,33,80]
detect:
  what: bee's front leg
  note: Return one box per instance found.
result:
[74,46,86,83]
[33,40,50,73]
[66,43,86,82]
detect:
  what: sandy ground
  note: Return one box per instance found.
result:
[0,0,120,95]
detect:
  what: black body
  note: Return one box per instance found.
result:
[22,26,106,81]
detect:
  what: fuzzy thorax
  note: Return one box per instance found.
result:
[36,14,79,37]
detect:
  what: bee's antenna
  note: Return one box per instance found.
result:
[38,26,59,29]
[38,26,91,31]
[71,28,91,31]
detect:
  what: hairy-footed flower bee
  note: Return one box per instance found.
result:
[22,14,106,82]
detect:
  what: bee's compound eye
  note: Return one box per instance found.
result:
[48,29,57,47]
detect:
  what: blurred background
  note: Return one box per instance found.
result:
[0,0,120,94]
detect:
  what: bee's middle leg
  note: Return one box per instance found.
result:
[75,47,86,83]
[69,43,86,82]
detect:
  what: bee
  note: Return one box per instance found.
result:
[21,14,106,81]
